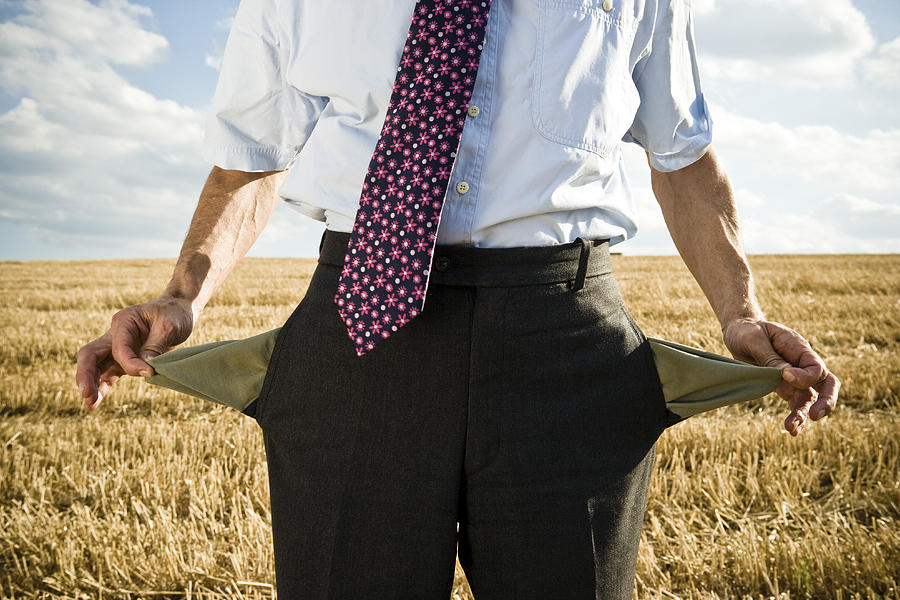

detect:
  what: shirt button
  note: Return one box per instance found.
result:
[467,105,480,118]
[602,0,613,11]
[456,181,470,195]
[434,256,450,272]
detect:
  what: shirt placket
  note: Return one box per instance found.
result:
[442,0,500,246]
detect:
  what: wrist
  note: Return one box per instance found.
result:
[163,256,213,321]
[160,285,204,324]
[719,303,766,335]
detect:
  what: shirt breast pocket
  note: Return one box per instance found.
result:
[532,0,640,159]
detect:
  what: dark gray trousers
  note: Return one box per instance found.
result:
[252,229,668,599]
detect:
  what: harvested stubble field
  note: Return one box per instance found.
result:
[1,254,898,600]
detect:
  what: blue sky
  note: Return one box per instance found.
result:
[0,0,898,260]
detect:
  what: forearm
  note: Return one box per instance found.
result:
[163,166,286,319]
[649,147,763,329]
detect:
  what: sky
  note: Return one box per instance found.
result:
[0,0,898,260]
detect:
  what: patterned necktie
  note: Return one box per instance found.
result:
[334,0,493,356]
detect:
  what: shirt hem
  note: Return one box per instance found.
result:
[202,144,297,172]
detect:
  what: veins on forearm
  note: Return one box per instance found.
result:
[650,149,764,327]
[163,168,281,310]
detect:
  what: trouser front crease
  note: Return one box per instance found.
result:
[251,230,669,600]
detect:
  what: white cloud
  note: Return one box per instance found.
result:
[215,16,235,32]
[864,36,900,89]
[820,193,900,242]
[620,186,900,255]
[0,0,168,70]
[0,0,207,255]
[741,206,900,254]
[205,54,223,71]
[619,123,900,256]
[695,0,876,87]
[735,188,765,209]
[710,104,900,192]
[203,15,235,72]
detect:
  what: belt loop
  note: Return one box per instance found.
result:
[569,237,590,292]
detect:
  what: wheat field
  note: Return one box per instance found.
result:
[1,255,898,599]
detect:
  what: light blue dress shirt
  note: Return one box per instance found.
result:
[203,0,712,248]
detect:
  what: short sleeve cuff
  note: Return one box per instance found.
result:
[627,92,714,173]
[645,129,712,172]
[201,144,297,173]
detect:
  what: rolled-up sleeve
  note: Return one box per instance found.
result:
[623,0,712,172]
[203,0,329,172]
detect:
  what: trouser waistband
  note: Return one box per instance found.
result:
[316,229,612,290]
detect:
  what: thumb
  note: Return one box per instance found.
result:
[745,331,813,389]
[742,329,792,371]
[138,322,175,373]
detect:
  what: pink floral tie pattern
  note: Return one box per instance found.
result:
[335,0,493,356]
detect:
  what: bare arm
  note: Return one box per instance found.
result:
[649,148,762,326]
[76,166,286,410]
[649,147,840,435]
[164,166,286,320]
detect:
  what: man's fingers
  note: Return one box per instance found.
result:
[734,325,793,370]
[78,298,193,412]
[84,364,123,411]
[781,361,827,389]
[138,321,177,372]
[81,362,108,411]
[784,410,803,437]
[98,375,119,399]
[764,322,829,389]
[774,380,795,404]
[76,334,111,406]
[783,387,816,436]
[783,369,841,434]
[98,363,123,392]
[82,356,124,411]
[775,374,816,436]
[83,386,104,412]
[110,311,152,377]
[810,373,840,420]
[75,348,99,402]
[725,319,839,436]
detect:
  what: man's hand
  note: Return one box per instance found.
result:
[723,318,840,436]
[74,166,284,413]
[75,296,194,411]
[649,148,841,435]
